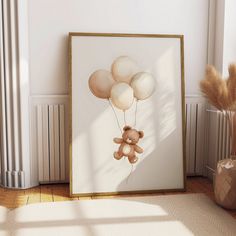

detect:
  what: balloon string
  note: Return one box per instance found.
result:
[108,99,123,134]
[123,111,127,126]
[134,99,138,128]
[126,164,134,184]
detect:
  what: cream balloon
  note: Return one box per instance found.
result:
[88,70,115,99]
[111,56,139,83]
[131,72,156,100]
[110,83,134,110]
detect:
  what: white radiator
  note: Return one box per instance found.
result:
[30,96,69,183]
[0,0,26,188]
[216,111,231,161]
[206,109,231,178]
[185,96,207,176]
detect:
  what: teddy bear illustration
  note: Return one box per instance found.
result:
[113,126,144,164]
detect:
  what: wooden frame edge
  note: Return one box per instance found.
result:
[68,32,186,197]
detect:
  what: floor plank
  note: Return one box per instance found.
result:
[52,184,72,202]
[26,187,41,205]
[40,185,53,202]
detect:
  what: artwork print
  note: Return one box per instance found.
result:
[70,33,185,196]
[89,56,156,164]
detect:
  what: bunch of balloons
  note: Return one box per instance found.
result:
[88,56,156,111]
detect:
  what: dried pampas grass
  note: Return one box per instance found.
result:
[227,64,236,110]
[200,64,236,111]
[200,64,236,155]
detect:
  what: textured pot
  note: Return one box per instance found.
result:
[214,158,236,209]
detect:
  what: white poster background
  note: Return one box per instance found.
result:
[71,35,184,195]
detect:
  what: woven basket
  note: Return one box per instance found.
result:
[214,158,236,209]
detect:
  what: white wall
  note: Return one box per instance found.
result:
[28,0,209,95]
[214,0,225,73]
[213,0,236,76]
[222,0,236,76]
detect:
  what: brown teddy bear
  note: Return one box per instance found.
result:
[113,126,144,164]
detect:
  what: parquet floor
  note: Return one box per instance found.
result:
[0,177,235,219]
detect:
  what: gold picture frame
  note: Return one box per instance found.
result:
[69,32,186,198]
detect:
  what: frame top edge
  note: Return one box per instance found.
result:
[68,32,184,39]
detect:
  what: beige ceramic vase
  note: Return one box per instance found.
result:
[214,157,236,209]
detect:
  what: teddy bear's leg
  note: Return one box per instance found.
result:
[114,151,123,160]
[128,155,138,164]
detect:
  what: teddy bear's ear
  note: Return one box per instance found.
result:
[123,126,132,131]
[228,64,236,77]
[138,131,144,138]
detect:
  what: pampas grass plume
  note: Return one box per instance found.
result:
[200,64,236,111]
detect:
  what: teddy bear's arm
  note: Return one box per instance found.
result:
[113,138,123,144]
[134,145,143,154]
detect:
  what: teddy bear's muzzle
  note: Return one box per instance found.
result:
[126,138,132,144]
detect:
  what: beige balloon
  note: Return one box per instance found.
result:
[111,56,139,83]
[88,70,115,99]
[131,72,156,100]
[110,82,134,110]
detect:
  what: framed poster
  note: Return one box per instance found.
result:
[69,33,186,197]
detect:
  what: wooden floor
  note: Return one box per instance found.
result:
[0,177,235,218]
